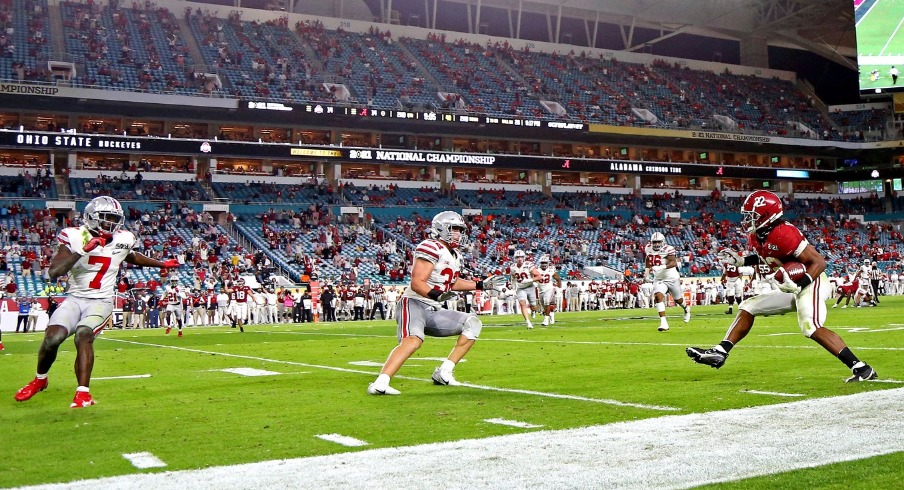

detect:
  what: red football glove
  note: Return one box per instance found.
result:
[82,235,108,253]
[162,259,181,268]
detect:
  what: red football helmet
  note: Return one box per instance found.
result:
[741,190,783,233]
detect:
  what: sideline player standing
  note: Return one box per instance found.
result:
[367,211,503,395]
[510,250,537,329]
[687,190,877,382]
[533,255,561,326]
[14,196,180,407]
[644,232,691,332]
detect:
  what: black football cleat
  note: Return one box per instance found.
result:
[686,346,728,369]
[845,364,878,383]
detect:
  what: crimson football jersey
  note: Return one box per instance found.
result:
[748,222,807,273]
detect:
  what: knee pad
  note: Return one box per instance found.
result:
[462,315,482,340]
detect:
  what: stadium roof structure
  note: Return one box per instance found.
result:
[377,0,856,68]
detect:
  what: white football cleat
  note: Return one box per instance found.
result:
[541,318,549,326]
[367,383,400,395]
[432,367,462,386]
[658,323,670,332]
[683,306,691,323]
[526,321,533,330]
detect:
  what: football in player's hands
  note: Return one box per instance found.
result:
[772,261,806,284]
[436,291,457,302]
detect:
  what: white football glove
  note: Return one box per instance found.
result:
[718,249,744,267]
[436,291,458,302]
[772,268,801,294]
[482,275,506,291]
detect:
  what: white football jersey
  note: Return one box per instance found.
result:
[57,226,136,299]
[511,261,536,289]
[402,238,462,308]
[643,243,680,281]
[535,265,557,293]
[860,264,871,281]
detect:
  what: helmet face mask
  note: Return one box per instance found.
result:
[741,190,783,234]
[538,255,550,269]
[431,211,467,248]
[650,232,665,252]
[84,196,124,235]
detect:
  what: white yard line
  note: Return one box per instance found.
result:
[315,434,369,447]
[93,374,152,381]
[880,15,904,56]
[121,452,167,470]
[102,338,675,410]
[219,368,282,377]
[740,389,805,397]
[26,388,904,490]
[483,418,543,429]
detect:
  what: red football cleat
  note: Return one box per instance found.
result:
[15,377,48,402]
[165,327,172,335]
[70,390,96,408]
[177,331,183,337]
[0,342,4,351]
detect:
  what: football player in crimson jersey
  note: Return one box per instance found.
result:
[15,196,181,408]
[688,190,877,382]
[368,211,503,395]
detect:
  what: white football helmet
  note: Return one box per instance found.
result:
[650,232,665,252]
[83,196,124,235]
[538,255,550,268]
[513,250,526,264]
[236,277,245,286]
[431,211,467,248]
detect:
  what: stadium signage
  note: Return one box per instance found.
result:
[11,133,142,149]
[0,84,60,96]
[608,162,682,174]
[348,149,496,165]
[690,131,772,144]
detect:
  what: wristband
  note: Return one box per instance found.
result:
[475,280,485,290]
[796,273,813,288]
[427,289,442,301]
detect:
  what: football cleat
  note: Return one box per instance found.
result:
[686,346,728,368]
[367,383,400,395]
[15,377,48,402]
[683,306,692,323]
[658,324,670,332]
[526,321,533,330]
[725,307,733,315]
[432,367,461,386]
[0,342,4,351]
[70,391,96,408]
[165,327,172,335]
[845,364,878,383]
[541,318,549,327]
[177,331,183,337]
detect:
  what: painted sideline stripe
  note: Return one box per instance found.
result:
[102,339,673,411]
[93,374,152,380]
[121,452,167,469]
[264,330,904,351]
[315,434,369,447]
[27,388,904,489]
[741,389,805,397]
[220,368,281,377]
[484,418,543,429]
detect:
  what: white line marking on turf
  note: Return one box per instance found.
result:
[348,361,383,367]
[93,374,152,381]
[121,452,167,469]
[29,388,904,490]
[865,379,904,384]
[740,389,805,397]
[315,434,369,447]
[102,338,674,411]
[220,368,281,377]
[484,418,543,429]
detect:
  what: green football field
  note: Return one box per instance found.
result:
[856,0,904,90]
[1,297,902,488]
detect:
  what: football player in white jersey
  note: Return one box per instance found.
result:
[368,211,503,395]
[644,232,691,332]
[15,196,180,408]
[532,255,562,326]
[510,249,538,329]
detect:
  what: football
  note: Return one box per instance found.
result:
[774,261,807,283]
